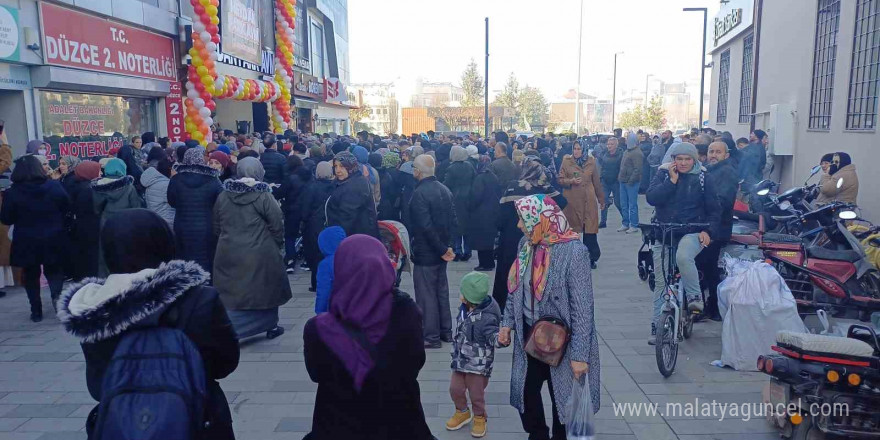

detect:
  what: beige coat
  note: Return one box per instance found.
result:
[0,145,12,266]
[816,164,859,205]
[558,155,605,234]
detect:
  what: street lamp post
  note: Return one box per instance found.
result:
[645,74,654,104]
[683,7,707,128]
[575,0,584,135]
[611,51,623,132]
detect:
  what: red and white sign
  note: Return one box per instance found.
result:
[165,82,186,142]
[40,3,176,82]
[324,77,346,103]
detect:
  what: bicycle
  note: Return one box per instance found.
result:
[641,221,710,377]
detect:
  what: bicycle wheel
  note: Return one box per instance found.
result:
[655,311,678,377]
[682,309,695,339]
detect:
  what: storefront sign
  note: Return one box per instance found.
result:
[294,55,310,71]
[40,3,176,82]
[165,82,185,142]
[294,72,322,99]
[0,64,30,90]
[217,48,274,75]
[711,0,754,50]
[39,91,156,160]
[324,77,345,103]
[0,6,20,61]
[221,0,262,65]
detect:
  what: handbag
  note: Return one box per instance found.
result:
[524,289,571,367]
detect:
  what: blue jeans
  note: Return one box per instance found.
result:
[453,234,471,257]
[619,182,640,228]
[651,233,705,327]
[600,180,623,225]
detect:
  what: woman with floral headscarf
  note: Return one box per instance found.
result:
[493,157,565,310]
[167,146,223,273]
[325,151,379,238]
[377,151,402,221]
[497,194,600,439]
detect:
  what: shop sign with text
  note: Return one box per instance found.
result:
[0,6,19,61]
[220,0,262,65]
[165,82,185,142]
[711,0,753,51]
[294,72,322,99]
[40,3,176,81]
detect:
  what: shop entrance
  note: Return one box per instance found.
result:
[0,90,28,154]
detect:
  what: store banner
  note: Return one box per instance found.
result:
[165,82,185,142]
[39,91,157,161]
[40,3,176,82]
[294,72,322,100]
[221,0,262,65]
[0,6,20,61]
[324,77,346,103]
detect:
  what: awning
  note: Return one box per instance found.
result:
[295,97,319,109]
[30,66,171,97]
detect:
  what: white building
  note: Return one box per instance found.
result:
[708,0,879,216]
[352,82,399,135]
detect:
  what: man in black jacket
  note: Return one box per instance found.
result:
[409,154,457,349]
[260,133,287,187]
[646,142,721,343]
[699,141,738,321]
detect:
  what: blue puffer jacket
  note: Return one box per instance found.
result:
[260,149,287,187]
[167,164,222,273]
[451,297,501,377]
[315,226,346,314]
[646,163,722,240]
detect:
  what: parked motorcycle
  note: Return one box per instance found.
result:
[759,325,880,439]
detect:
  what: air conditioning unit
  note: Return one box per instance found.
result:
[768,103,795,156]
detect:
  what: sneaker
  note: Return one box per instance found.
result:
[30,311,42,323]
[590,261,597,270]
[616,225,629,232]
[598,222,607,229]
[424,340,442,349]
[709,313,723,322]
[688,299,704,313]
[627,227,641,234]
[266,326,285,339]
[286,266,295,274]
[474,266,494,272]
[445,409,473,431]
[648,322,657,345]
[471,415,487,437]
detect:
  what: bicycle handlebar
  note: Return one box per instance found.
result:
[640,222,711,230]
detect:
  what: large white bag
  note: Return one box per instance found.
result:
[718,257,807,371]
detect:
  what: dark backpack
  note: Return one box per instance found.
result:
[91,302,208,440]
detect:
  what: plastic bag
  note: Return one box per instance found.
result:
[565,374,595,440]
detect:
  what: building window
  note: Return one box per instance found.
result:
[716,49,731,124]
[310,21,324,78]
[809,0,842,130]
[846,0,880,129]
[738,34,755,123]
[294,1,308,62]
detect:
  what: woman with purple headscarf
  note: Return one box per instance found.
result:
[303,234,433,440]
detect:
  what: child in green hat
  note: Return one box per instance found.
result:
[445,271,501,438]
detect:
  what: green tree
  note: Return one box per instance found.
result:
[616,97,667,131]
[519,86,549,128]
[350,104,371,134]
[460,59,485,107]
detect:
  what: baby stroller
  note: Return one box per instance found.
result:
[637,224,656,291]
[378,221,411,287]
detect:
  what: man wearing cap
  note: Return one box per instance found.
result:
[646,142,721,343]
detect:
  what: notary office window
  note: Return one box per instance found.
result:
[738,34,754,123]
[809,0,842,130]
[846,0,880,129]
[716,49,731,124]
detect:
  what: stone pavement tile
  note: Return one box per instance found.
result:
[640,382,767,396]
[629,372,696,384]
[12,354,73,363]
[677,434,779,440]
[629,422,679,440]
[667,418,778,435]
[0,404,17,417]
[0,394,63,405]
[0,418,29,431]
[270,381,316,392]
[0,382,47,392]
[66,405,94,419]
[2,405,80,418]
[232,404,314,419]
[14,418,84,432]
[230,417,283,433]
[34,433,86,440]
[231,392,298,404]
[52,394,94,405]
[274,417,312,432]
[596,418,635,435]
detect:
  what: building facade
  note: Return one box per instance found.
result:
[351,82,398,135]
[708,0,879,216]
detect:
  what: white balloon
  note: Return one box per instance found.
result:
[203,116,214,126]
[194,98,205,108]
[200,31,212,43]
[209,51,218,61]
[206,42,217,51]
[185,81,196,90]
[193,21,205,33]
[187,89,199,99]
[199,107,211,118]
[214,78,225,89]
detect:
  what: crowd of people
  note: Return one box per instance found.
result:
[0,122,860,439]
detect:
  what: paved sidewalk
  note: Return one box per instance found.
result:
[0,205,776,439]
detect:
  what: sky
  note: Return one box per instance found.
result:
[349,0,720,101]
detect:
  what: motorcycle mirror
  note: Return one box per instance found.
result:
[839,210,858,220]
[811,165,822,175]
[836,177,844,189]
[778,200,792,211]
[757,188,771,196]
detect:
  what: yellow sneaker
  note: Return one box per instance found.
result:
[445,409,472,431]
[471,415,487,438]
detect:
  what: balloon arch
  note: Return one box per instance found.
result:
[183,0,296,143]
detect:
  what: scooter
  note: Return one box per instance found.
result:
[759,325,880,439]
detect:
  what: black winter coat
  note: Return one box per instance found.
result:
[303,290,433,440]
[706,158,740,242]
[67,178,101,279]
[409,176,456,266]
[646,165,722,240]
[639,141,654,193]
[598,148,623,184]
[0,179,70,268]
[443,161,475,237]
[279,167,310,232]
[260,149,288,187]
[167,165,222,273]
[398,171,417,231]
[377,168,402,221]
[298,179,335,270]
[326,174,379,238]
[56,261,239,440]
[468,168,501,251]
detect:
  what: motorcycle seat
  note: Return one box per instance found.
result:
[763,233,802,244]
[806,246,861,263]
[776,330,875,358]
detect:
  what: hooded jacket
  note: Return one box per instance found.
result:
[0,179,70,267]
[618,137,644,185]
[56,261,239,440]
[260,148,288,186]
[92,176,144,276]
[167,164,222,273]
[706,156,739,241]
[646,163,722,240]
[817,163,859,205]
[451,297,501,377]
[326,174,380,239]
[315,226,346,314]
[212,179,292,310]
[140,167,175,226]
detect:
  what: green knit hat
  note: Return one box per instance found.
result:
[461,271,490,305]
